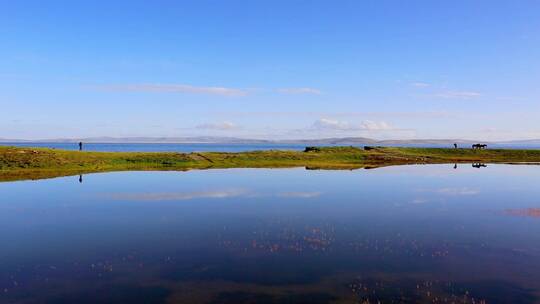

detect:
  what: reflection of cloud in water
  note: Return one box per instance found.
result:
[108,190,323,201]
[506,208,540,218]
[436,187,479,195]
[411,198,431,204]
[277,192,322,198]
[412,187,479,204]
[109,189,248,201]
[416,187,480,196]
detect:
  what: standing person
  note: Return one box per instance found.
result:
[79,142,83,151]
[454,143,458,149]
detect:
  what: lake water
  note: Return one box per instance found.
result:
[3,142,540,152]
[1,143,310,153]
[1,165,540,303]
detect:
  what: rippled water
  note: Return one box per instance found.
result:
[1,164,540,303]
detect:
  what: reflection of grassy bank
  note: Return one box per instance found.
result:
[2,145,540,181]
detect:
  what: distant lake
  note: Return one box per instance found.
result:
[3,142,540,152]
[1,142,309,152]
[1,165,540,303]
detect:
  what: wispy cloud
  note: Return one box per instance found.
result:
[312,118,394,131]
[99,83,248,97]
[217,111,456,119]
[96,84,323,97]
[277,87,321,95]
[411,82,431,88]
[434,90,482,100]
[408,81,483,100]
[196,121,239,130]
[312,118,350,130]
[361,120,394,131]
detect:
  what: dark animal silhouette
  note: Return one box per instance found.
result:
[472,163,487,168]
[454,143,458,149]
[79,175,83,183]
[304,147,321,152]
[472,144,487,150]
[78,142,83,151]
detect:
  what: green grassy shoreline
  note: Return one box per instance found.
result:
[1,145,540,182]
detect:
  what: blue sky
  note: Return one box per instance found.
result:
[1,0,539,140]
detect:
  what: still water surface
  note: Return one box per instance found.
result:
[2,143,308,152]
[4,142,540,152]
[1,165,540,303]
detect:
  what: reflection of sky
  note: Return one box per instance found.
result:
[106,189,322,201]
[1,165,540,302]
[2,165,540,247]
[108,189,250,201]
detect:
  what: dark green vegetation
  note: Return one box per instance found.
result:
[2,145,540,182]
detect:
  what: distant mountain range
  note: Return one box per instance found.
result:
[2,136,540,146]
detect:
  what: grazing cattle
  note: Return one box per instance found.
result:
[472,144,487,150]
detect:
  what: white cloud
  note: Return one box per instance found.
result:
[313,118,351,130]
[312,118,394,131]
[360,120,393,131]
[218,110,456,119]
[409,81,483,100]
[100,83,248,97]
[277,87,321,95]
[97,84,321,97]
[411,82,431,88]
[196,121,239,130]
[435,91,482,100]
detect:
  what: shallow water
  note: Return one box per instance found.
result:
[1,164,540,303]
